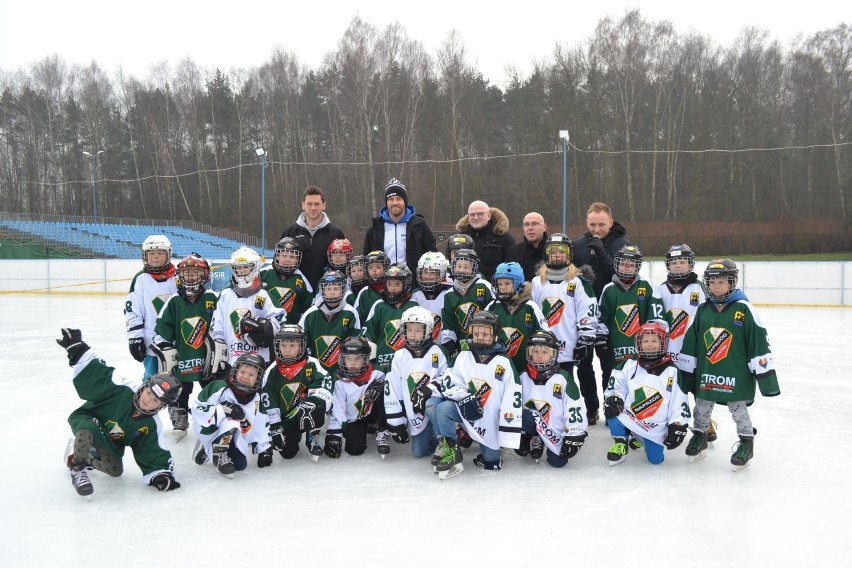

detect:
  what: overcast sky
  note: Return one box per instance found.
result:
[1,0,847,87]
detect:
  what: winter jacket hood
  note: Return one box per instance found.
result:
[455,207,510,236]
[379,204,416,224]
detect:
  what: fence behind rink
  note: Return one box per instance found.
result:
[0,259,850,307]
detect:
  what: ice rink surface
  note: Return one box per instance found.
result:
[1,294,848,567]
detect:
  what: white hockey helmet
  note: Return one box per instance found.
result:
[141,234,172,273]
[230,246,261,291]
[417,251,449,292]
[401,306,434,349]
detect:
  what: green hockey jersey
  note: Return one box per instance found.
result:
[154,290,218,383]
[261,356,333,428]
[260,266,314,324]
[363,299,420,372]
[298,304,361,376]
[598,278,665,366]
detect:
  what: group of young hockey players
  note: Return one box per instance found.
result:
[60,221,780,497]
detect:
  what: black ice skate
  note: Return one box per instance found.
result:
[431,437,449,473]
[607,438,629,466]
[685,430,709,463]
[437,441,464,480]
[192,439,209,465]
[69,461,94,498]
[731,435,754,471]
[171,407,188,442]
[473,454,503,471]
[529,436,544,463]
[211,430,236,478]
[376,430,391,459]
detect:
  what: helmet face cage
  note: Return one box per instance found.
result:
[526,331,560,372]
[665,244,695,281]
[328,239,353,270]
[230,247,261,290]
[383,264,413,302]
[274,325,307,364]
[228,354,265,403]
[614,245,643,280]
[451,249,479,283]
[142,235,172,273]
[703,259,739,302]
[544,234,574,269]
[319,271,347,307]
[134,373,180,415]
[635,323,669,360]
[417,252,449,292]
[401,306,434,349]
[177,254,210,296]
[348,256,368,285]
[466,311,500,348]
[493,262,524,302]
[339,337,371,378]
[273,238,303,276]
[366,251,391,284]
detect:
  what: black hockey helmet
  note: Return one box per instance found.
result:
[338,336,371,379]
[273,237,304,276]
[466,310,501,348]
[383,263,413,303]
[274,324,307,364]
[318,270,348,308]
[446,233,475,257]
[703,258,739,302]
[134,372,181,416]
[366,250,391,284]
[348,255,368,286]
[664,244,695,281]
[228,353,266,404]
[525,330,560,373]
[614,244,643,280]
[451,248,479,283]
[544,233,574,269]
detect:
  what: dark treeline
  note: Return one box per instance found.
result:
[0,11,850,248]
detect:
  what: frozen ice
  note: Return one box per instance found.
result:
[1,295,848,566]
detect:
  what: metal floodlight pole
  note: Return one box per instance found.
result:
[82,150,105,220]
[256,147,267,250]
[559,130,569,234]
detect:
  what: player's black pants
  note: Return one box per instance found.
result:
[573,344,613,416]
[343,400,387,456]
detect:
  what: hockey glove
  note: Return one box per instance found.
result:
[150,472,181,491]
[458,394,484,422]
[411,382,432,415]
[573,335,595,362]
[220,401,245,421]
[560,433,588,458]
[202,338,229,381]
[664,423,688,450]
[594,334,608,350]
[57,328,89,366]
[269,422,288,456]
[391,428,410,444]
[128,337,146,362]
[150,342,178,375]
[257,447,273,468]
[295,399,325,431]
[239,315,275,348]
[324,435,342,459]
[363,378,385,403]
[587,235,606,258]
[603,396,624,420]
[442,340,460,360]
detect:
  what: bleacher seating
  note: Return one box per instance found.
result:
[0,220,274,260]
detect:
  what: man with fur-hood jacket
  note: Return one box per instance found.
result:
[530,234,600,423]
[457,200,515,281]
[485,262,550,372]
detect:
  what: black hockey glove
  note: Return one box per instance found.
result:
[458,394,484,422]
[412,382,433,414]
[57,328,89,366]
[295,399,325,431]
[442,340,460,359]
[603,395,624,420]
[573,335,595,362]
[269,422,288,456]
[257,447,273,468]
[150,472,181,491]
[363,378,385,403]
[220,401,245,421]
[324,435,342,459]
[560,433,588,458]
[587,235,606,258]
[594,334,608,350]
[391,428,410,444]
[128,337,146,362]
[664,423,688,450]
[239,315,274,348]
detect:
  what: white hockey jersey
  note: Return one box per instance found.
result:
[604,359,691,445]
[653,279,706,362]
[531,275,597,362]
[520,369,588,456]
[327,369,386,435]
[210,287,285,365]
[384,343,449,436]
[190,382,271,458]
[434,350,522,450]
[124,269,177,356]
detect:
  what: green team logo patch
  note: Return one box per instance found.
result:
[279,382,308,411]
[524,399,552,422]
[383,319,406,350]
[467,379,492,408]
[541,297,565,327]
[407,373,431,402]
[229,308,252,336]
[104,420,125,441]
[704,327,732,363]
[151,294,172,315]
[630,386,663,420]
[315,335,342,367]
[668,308,689,340]
[271,287,297,313]
[500,327,524,358]
[615,304,641,336]
[180,317,208,349]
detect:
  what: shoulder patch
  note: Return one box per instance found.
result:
[255,296,266,309]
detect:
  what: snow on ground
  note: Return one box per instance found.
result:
[0,295,848,567]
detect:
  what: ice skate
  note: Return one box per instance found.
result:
[306,429,323,463]
[529,436,544,463]
[171,408,188,442]
[607,438,628,466]
[376,429,391,459]
[192,439,209,465]
[437,441,463,480]
[515,433,532,457]
[472,454,503,471]
[628,434,644,451]
[69,461,94,498]
[587,410,599,426]
[456,426,473,449]
[731,435,754,472]
[685,430,709,463]
[431,437,449,473]
[212,445,235,478]
[706,419,718,443]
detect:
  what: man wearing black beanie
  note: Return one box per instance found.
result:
[363,178,437,276]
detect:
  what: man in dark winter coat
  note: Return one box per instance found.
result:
[456,200,515,281]
[363,178,437,276]
[506,211,547,281]
[279,185,345,289]
[571,202,633,424]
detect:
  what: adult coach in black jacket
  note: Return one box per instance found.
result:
[571,202,632,424]
[362,178,437,276]
[455,200,515,281]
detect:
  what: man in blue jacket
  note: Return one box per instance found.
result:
[363,178,437,276]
